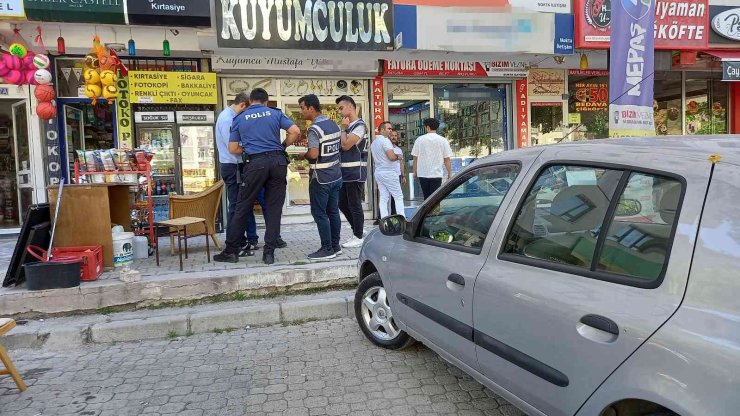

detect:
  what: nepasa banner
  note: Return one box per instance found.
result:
[576,0,708,49]
[609,0,655,137]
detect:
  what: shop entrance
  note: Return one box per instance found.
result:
[61,101,115,179]
[0,99,34,229]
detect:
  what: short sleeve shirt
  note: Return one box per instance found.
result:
[216,107,239,164]
[229,104,295,155]
[348,121,367,145]
[307,115,329,150]
[392,146,403,176]
[371,135,396,174]
[411,133,453,178]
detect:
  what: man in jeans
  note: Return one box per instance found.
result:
[412,118,453,199]
[298,94,343,260]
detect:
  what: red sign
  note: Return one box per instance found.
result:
[383,60,529,78]
[573,82,609,112]
[515,79,529,149]
[568,69,609,76]
[372,77,385,134]
[575,0,709,50]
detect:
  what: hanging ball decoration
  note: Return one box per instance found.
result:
[23,55,36,70]
[99,70,117,86]
[103,84,118,103]
[3,54,21,70]
[84,84,102,99]
[8,43,27,58]
[33,69,53,85]
[0,62,9,78]
[83,54,99,69]
[34,84,56,102]
[5,70,23,85]
[24,70,38,85]
[36,101,57,120]
[83,68,101,85]
[33,54,50,69]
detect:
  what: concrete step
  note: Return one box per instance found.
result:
[3,289,358,350]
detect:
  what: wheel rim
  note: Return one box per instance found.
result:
[360,286,400,341]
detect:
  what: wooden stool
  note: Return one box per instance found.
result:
[0,318,26,392]
[154,217,211,272]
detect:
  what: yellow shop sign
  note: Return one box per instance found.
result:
[128,71,217,104]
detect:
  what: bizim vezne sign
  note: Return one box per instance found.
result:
[217,0,394,51]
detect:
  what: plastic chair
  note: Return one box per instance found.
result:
[168,180,224,255]
[0,318,26,392]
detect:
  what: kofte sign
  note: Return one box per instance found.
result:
[217,0,394,50]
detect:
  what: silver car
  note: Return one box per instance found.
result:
[354,136,739,416]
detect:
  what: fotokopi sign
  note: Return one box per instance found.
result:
[609,0,656,137]
[128,71,217,105]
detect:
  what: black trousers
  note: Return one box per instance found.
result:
[224,153,288,254]
[338,181,365,238]
[419,177,443,200]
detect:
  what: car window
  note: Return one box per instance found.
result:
[503,165,623,268]
[419,164,520,250]
[597,173,681,281]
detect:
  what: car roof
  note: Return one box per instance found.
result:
[472,136,740,168]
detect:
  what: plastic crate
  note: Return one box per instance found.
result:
[27,245,103,281]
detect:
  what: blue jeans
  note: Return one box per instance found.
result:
[309,179,342,251]
[221,162,271,245]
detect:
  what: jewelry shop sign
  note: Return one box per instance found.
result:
[216,0,394,51]
[128,71,218,105]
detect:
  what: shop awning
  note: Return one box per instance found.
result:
[704,51,740,62]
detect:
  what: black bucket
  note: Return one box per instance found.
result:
[23,261,81,291]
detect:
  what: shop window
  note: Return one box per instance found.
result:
[654,72,683,136]
[530,102,564,146]
[567,71,609,140]
[685,72,728,135]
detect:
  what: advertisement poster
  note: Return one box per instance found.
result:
[576,0,708,49]
[128,71,217,105]
[515,79,529,148]
[528,69,566,98]
[609,0,656,137]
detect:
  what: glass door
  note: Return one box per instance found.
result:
[179,125,216,195]
[136,125,176,221]
[12,101,32,225]
[64,105,84,179]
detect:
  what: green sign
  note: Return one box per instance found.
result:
[24,0,125,24]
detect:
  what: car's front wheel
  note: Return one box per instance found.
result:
[354,272,414,350]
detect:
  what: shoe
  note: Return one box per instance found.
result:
[243,241,260,250]
[342,236,364,248]
[307,248,337,261]
[276,238,288,249]
[373,219,380,225]
[213,252,238,263]
[238,247,255,257]
[263,252,275,265]
[334,246,343,255]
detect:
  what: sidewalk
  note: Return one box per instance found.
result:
[0,222,371,317]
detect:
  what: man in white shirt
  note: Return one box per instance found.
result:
[411,118,453,199]
[371,122,405,219]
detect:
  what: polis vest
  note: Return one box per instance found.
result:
[309,118,342,185]
[340,119,369,182]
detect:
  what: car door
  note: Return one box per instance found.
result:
[389,162,523,370]
[472,149,711,416]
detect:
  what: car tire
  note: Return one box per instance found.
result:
[355,272,414,350]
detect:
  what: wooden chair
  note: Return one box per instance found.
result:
[168,180,224,255]
[0,318,26,392]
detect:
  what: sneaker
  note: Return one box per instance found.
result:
[276,238,288,249]
[238,246,255,257]
[213,252,238,263]
[333,246,343,255]
[243,241,260,250]
[307,248,337,261]
[263,251,275,265]
[342,236,364,248]
[373,219,380,225]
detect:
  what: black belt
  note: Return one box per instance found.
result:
[246,150,285,160]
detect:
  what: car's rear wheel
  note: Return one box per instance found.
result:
[355,272,414,350]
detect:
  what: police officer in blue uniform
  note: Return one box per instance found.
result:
[297,94,344,261]
[214,88,301,265]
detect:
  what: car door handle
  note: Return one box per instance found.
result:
[580,314,619,336]
[447,274,465,287]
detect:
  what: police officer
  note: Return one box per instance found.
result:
[214,88,301,265]
[335,95,368,249]
[297,94,343,261]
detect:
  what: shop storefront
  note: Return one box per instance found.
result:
[381,59,530,200]
[214,57,377,215]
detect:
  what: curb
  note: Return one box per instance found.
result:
[3,292,357,350]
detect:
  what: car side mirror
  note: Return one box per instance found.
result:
[378,215,407,236]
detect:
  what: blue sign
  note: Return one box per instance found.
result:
[554,14,575,55]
